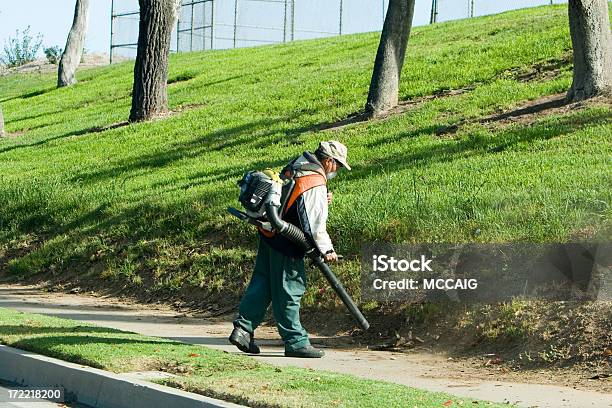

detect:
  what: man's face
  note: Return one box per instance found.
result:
[322,158,338,175]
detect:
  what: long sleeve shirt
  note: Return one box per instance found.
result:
[299,185,334,254]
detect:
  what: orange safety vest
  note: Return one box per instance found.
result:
[258,172,327,238]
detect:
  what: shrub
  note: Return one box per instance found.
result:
[1,26,43,68]
[44,46,63,65]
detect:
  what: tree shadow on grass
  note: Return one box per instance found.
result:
[4,169,243,239]
[0,122,131,154]
[0,326,180,349]
[146,154,292,195]
[0,325,127,336]
[1,110,64,126]
[365,124,443,149]
[13,335,176,348]
[68,114,313,186]
[7,334,180,370]
[170,73,245,87]
[480,94,567,123]
[8,119,67,134]
[344,109,610,184]
[365,94,572,149]
[0,88,56,104]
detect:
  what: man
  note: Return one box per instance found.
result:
[229,141,351,358]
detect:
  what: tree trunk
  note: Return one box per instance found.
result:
[58,0,90,87]
[129,0,181,122]
[0,105,5,137]
[365,0,416,118]
[567,0,612,101]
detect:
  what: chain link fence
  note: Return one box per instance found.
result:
[110,0,564,62]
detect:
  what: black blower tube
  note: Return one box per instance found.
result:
[265,202,370,331]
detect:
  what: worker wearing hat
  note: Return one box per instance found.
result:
[229,141,351,358]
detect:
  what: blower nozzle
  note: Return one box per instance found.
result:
[264,194,370,331]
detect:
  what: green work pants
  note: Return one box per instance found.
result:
[234,238,310,351]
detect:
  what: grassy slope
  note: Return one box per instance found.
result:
[0,5,610,306]
[0,308,507,407]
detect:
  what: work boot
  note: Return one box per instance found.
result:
[229,326,261,354]
[285,345,325,358]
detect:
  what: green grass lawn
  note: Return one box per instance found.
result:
[0,4,610,305]
[0,308,508,407]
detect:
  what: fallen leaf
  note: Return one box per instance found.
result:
[443,400,453,406]
[188,353,199,357]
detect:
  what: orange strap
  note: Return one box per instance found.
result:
[258,173,327,238]
[284,173,327,214]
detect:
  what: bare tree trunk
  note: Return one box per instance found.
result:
[58,0,90,87]
[129,0,181,122]
[365,0,416,118]
[567,0,612,101]
[0,105,5,137]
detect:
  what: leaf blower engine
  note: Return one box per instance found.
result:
[228,169,370,331]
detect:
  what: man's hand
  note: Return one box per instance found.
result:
[327,192,333,205]
[324,251,338,263]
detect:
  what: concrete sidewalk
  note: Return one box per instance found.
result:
[0,345,244,408]
[1,284,611,408]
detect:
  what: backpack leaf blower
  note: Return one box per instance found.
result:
[228,169,370,331]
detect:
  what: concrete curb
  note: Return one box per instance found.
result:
[0,345,245,408]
